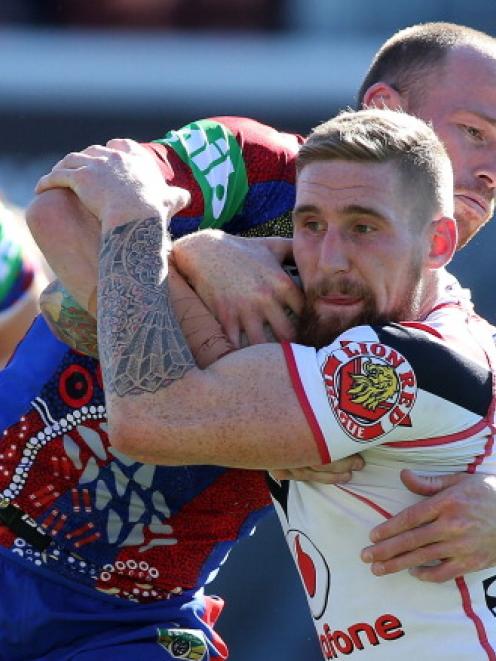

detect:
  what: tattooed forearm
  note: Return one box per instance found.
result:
[98,216,194,397]
[40,280,99,357]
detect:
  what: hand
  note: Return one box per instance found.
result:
[361,469,496,582]
[35,139,190,229]
[271,454,364,484]
[173,230,304,346]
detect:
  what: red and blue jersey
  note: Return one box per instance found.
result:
[0,117,300,658]
[146,116,302,239]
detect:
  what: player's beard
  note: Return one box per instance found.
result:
[296,261,423,349]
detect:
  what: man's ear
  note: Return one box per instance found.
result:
[426,216,457,269]
[362,82,405,110]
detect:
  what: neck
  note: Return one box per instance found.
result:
[415,268,446,320]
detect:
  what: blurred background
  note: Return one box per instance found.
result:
[1,1,495,659]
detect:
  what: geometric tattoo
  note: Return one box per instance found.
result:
[98,216,194,396]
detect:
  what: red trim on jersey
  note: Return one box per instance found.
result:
[456,577,496,660]
[467,431,495,474]
[338,485,496,659]
[399,321,444,339]
[428,302,466,315]
[281,342,331,464]
[469,350,496,473]
[336,485,392,520]
[384,419,488,448]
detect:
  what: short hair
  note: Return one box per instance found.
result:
[296,108,454,225]
[357,22,496,109]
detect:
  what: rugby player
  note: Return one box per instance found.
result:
[42,107,496,659]
[0,198,51,367]
[30,22,496,585]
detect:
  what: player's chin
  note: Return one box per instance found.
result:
[454,202,491,249]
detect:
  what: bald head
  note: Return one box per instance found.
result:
[357,22,496,109]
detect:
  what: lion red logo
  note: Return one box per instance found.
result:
[322,340,417,442]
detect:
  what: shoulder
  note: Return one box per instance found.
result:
[317,323,493,417]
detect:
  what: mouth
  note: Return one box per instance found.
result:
[455,193,490,219]
[317,295,363,307]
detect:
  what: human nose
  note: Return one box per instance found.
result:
[476,154,496,190]
[318,229,351,274]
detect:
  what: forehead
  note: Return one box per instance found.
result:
[429,46,496,116]
[295,160,405,216]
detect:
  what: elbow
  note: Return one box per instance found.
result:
[105,408,179,465]
[106,415,144,462]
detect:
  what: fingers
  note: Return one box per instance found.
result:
[106,137,142,153]
[317,455,365,473]
[368,491,440,544]
[36,141,143,195]
[36,168,81,194]
[362,520,445,565]
[214,303,241,348]
[281,281,305,317]
[400,468,466,496]
[258,305,296,342]
[409,558,463,583]
[269,268,304,317]
[240,313,272,346]
[363,473,496,581]
[365,540,451,579]
[35,150,105,194]
[271,467,354,484]
[263,237,294,263]
[271,455,364,484]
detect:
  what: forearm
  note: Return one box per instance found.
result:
[98,214,195,398]
[40,280,98,357]
[26,188,100,311]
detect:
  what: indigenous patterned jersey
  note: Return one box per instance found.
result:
[0,117,301,608]
[272,273,496,660]
[0,316,272,602]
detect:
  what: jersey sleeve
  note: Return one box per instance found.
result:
[283,323,493,462]
[142,116,303,240]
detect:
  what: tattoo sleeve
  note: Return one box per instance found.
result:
[40,280,99,358]
[98,216,194,396]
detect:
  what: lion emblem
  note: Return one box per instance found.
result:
[347,360,399,411]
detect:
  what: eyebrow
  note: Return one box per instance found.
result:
[456,109,496,129]
[293,203,387,221]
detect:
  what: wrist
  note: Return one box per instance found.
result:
[101,202,167,232]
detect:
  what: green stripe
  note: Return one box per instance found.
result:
[155,119,248,229]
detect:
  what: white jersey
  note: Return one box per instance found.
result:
[271,273,496,660]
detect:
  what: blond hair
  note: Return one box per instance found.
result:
[296,108,454,226]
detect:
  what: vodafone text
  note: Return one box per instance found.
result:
[319,614,405,658]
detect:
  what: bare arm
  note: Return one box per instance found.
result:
[26,188,99,312]
[96,208,317,468]
[26,188,100,354]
